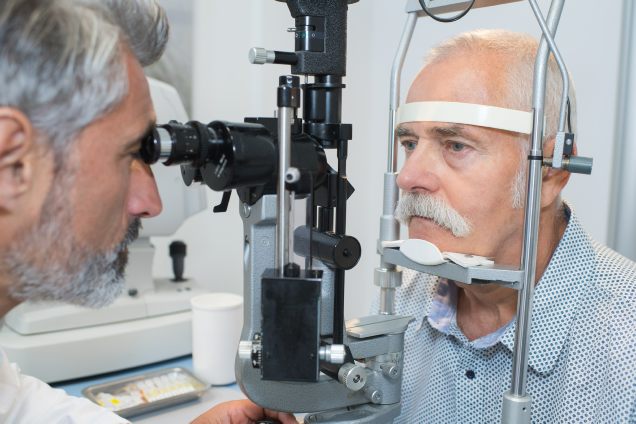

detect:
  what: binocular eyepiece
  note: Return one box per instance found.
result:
[140,121,218,168]
[140,119,329,199]
[140,120,278,191]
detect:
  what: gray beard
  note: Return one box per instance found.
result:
[3,171,140,308]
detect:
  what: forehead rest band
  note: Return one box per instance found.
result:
[397,101,533,134]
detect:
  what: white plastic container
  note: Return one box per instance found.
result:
[190,293,243,385]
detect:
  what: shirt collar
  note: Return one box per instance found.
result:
[500,203,596,374]
[426,278,457,334]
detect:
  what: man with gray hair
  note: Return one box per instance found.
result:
[389,29,636,422]
[0,1,298,422]
[0,0,162,422]
[196,28,636,423]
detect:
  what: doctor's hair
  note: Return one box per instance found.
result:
[0,0,168,167]
[75,0,169,67]
[423,29,578,148]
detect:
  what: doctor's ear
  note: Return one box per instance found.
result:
[0,108,36,211]
[540,136,573,208]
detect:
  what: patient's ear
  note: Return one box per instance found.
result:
[0,108,35,212]
[541,136,572,208]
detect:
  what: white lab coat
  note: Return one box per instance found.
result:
[0,349,128,423]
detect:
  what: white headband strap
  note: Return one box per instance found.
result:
[397,101,533,134]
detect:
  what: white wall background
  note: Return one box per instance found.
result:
[151,0,624,320]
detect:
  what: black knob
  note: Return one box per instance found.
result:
[169,240,187,282]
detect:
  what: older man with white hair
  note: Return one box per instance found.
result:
[391,29,636,423]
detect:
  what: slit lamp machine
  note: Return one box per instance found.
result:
[140,0,593,422]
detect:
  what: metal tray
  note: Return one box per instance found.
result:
[82,367,208,418]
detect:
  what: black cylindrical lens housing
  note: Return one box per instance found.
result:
[139,121,212,166]
[201,121,277,191]
[294,226,361,270]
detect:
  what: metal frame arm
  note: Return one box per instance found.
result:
[502,2,565,423]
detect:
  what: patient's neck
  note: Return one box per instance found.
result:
[455,284,517,340]
[454,203,568,341]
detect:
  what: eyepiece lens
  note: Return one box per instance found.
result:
[140,128,161,164]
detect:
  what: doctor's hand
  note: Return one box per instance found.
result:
[191,399,298,424]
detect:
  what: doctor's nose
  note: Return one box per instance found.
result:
[128,161,163,218]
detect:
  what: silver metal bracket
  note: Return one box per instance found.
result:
[374,267,403,288]
[346,315,415,339]
[305,402,402,424]
[552,131,566,168]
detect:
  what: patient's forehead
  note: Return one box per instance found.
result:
[407,53,510,107]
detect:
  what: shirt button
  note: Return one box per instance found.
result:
[465,370,476,379]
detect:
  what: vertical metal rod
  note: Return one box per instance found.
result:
[378,173,401,314]
[305,190,315,270]
[528,0,569,132]
[503,3,565,422]
[333,138,349,344]
[380,289,396,315]
[511,110,544,394]
[607,0,636,255]
[387,12,418,173]
[378,11,418,315]
[277,106,293,274]
[288,191,295,263]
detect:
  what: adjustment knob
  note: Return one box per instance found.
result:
[239,334,262,369]
[338,363,366,392]
[319,344,346,364]
[238,341,253,360]
[169,241,187,282]
[380,362,400,379]
[367,388,383,404]
[249,47,275,65]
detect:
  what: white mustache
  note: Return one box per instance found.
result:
[394,192,472,238]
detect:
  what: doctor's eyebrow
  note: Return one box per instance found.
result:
[125,120,156,151]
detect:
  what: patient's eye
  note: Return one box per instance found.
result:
[400,139,417,153]
[448,141,466,152]
[441,139,477,169]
